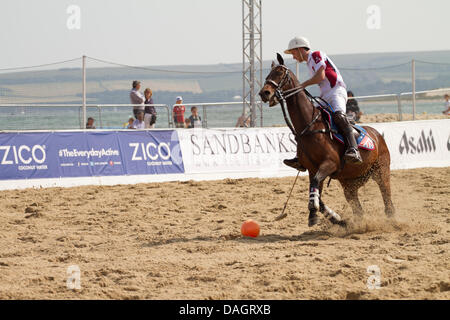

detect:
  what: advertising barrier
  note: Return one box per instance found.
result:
[0,130,184,182]
[368,120,450,169]
[177,127,297,178]
[0,119,449,190]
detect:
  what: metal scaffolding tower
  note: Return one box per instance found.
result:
[242,0,262,127]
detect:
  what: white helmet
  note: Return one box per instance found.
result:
[284,36,310,54]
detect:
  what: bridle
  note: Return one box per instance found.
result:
[264,65,321,138]
[264,65,304,100]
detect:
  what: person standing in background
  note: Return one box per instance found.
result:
[184,117,191,128]
[442,94,450,115]
[235,107,251,127]
[125,117,134,129]
[188,106,202,128]
[131,111,145,129]
[346,91,363,122]
[86,117,96,129]
[173,96,186,128]
[129,80,145,118]
[144,88,157,128]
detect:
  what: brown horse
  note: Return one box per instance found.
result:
[259,54,395,227]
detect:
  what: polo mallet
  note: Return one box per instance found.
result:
[274,171,300,221]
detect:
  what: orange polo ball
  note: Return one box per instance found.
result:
[241,219,260,238]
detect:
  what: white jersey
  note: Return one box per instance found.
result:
[132,119,145,129]
[307,50,346,98]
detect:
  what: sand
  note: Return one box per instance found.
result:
[361,113,448,123]
[0,167,449,300]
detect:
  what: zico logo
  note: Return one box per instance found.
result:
[0,145,46,165]
[129,142,171,161]
[399,130,436,155]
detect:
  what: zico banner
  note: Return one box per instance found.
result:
[0,130,184,181]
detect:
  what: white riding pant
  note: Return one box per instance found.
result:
[321,85,348,113]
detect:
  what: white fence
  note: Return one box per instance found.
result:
[348,88,450,121]
[0,87,449,131]
[0,119,448,190]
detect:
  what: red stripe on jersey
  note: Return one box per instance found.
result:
[312,51,322,64]
[325,59,337,88]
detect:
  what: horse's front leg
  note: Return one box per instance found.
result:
[308,161,340,227]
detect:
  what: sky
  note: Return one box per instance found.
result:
[0,0,449,68]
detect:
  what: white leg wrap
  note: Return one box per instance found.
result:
[323,205,342,222]
[309,188,320,210]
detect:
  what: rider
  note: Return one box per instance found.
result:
[283,36,363,170]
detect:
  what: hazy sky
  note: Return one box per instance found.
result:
[0,0,449,68]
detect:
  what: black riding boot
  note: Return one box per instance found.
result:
[283,157,307,172]
[332,111,363,164]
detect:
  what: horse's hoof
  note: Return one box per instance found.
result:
[386,208,395,218]
[333,219,347,227]
[308,213,320,227]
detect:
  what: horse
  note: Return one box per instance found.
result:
[259,54,395,227]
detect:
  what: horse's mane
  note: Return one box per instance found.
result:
[284,67,323,123]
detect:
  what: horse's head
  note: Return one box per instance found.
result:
[259,53,293,107]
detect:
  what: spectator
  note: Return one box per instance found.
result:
[86,117,96,129]
[130,80,145,118]
[184,118,191,128]
[235,107,251,127]
[125,117,134,129]
[346,90,363,122]
[144,88,157,128]
[188,106,202,128]
[442,94,450,115]
[173,96,186,128]
[132,111,145,129]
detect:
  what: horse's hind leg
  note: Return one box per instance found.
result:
[342,181,364,217]
[372,162,395,217]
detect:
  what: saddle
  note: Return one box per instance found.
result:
[314,102,375,151]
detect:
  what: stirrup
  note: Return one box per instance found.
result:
[344,148,362,163]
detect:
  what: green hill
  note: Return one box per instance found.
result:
[0,50,449,105]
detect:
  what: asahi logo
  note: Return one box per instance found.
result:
[399,130,436,155]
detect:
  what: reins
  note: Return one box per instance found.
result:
[265,65,340,180]
[266,66,331,140]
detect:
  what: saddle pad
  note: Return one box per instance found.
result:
[321,107,376,151]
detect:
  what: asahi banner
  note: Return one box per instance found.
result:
[177,127,297,177]
[367,119,450,169]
